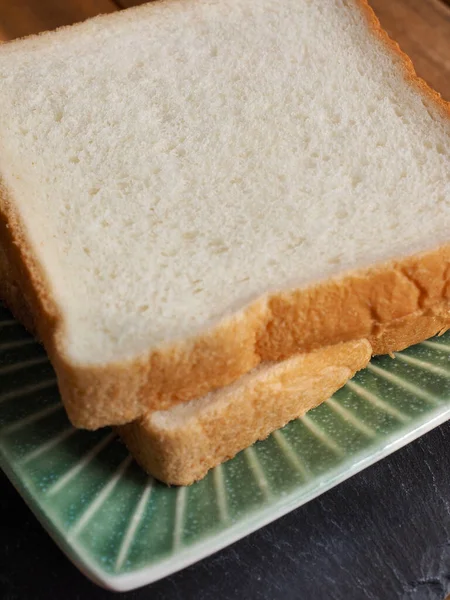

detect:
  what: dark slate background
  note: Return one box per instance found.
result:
[2,421,450,600]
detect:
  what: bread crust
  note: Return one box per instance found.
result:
[118,339,372,485]
[1,1,450,429]
[2,200,449,430]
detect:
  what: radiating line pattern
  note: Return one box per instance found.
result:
[0,338,37,351]
[213,464,229,522]
[173,487,188,550]
[394,352,450,378]
[47,432,117,496]
[68,455,133,539]
[300,414,344,456]
[326,397,377,439]
[345,379,410,423]
[115,477,154,572]
[2,306,450,586]
[422,340,450,353]
[0,319,18,328]
[272,430,310,479]
[0,378,57,404]
[0,355,49,376]
[1,402,62,434]
[21,426,76,465]
[366,363,438,405]
[244,447,271,496]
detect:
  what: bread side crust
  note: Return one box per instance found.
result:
[2,198,449,430]
[118,339,372,485]
[1,1,450,429]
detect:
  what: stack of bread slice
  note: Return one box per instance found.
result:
[0,0,449,484]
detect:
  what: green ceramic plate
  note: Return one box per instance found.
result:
[1,304,450,591]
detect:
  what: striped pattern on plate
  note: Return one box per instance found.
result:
[1,304,450,591]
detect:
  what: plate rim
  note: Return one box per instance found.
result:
[2,403,450,591]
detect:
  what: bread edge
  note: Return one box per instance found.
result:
[118,339,372,485]
[1,0,450,428]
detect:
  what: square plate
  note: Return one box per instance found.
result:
[1,303,450,591]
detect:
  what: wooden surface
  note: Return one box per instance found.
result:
[0,0,449,99]
[0,0,117,41]
[0,1,450,599]
[370,0,450,100]
[116,0,149,6]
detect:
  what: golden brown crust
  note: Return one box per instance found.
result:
[0,235,37,335]
[1,1,450,429]
[0,184,61,345]
[2,184,450,429]
[118,339,372,485]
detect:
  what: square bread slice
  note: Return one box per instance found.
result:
[118,339,372,485]
[0,0,449,428]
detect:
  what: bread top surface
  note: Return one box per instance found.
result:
[0,0,449,365]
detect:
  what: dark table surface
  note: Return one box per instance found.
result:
[2,420,450,600]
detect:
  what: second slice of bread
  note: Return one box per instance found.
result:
[118,339,372,485]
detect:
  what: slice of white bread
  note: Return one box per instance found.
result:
[0,0,450,429]
[118,339,372,485]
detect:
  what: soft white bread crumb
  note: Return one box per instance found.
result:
[0,0,449,367]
